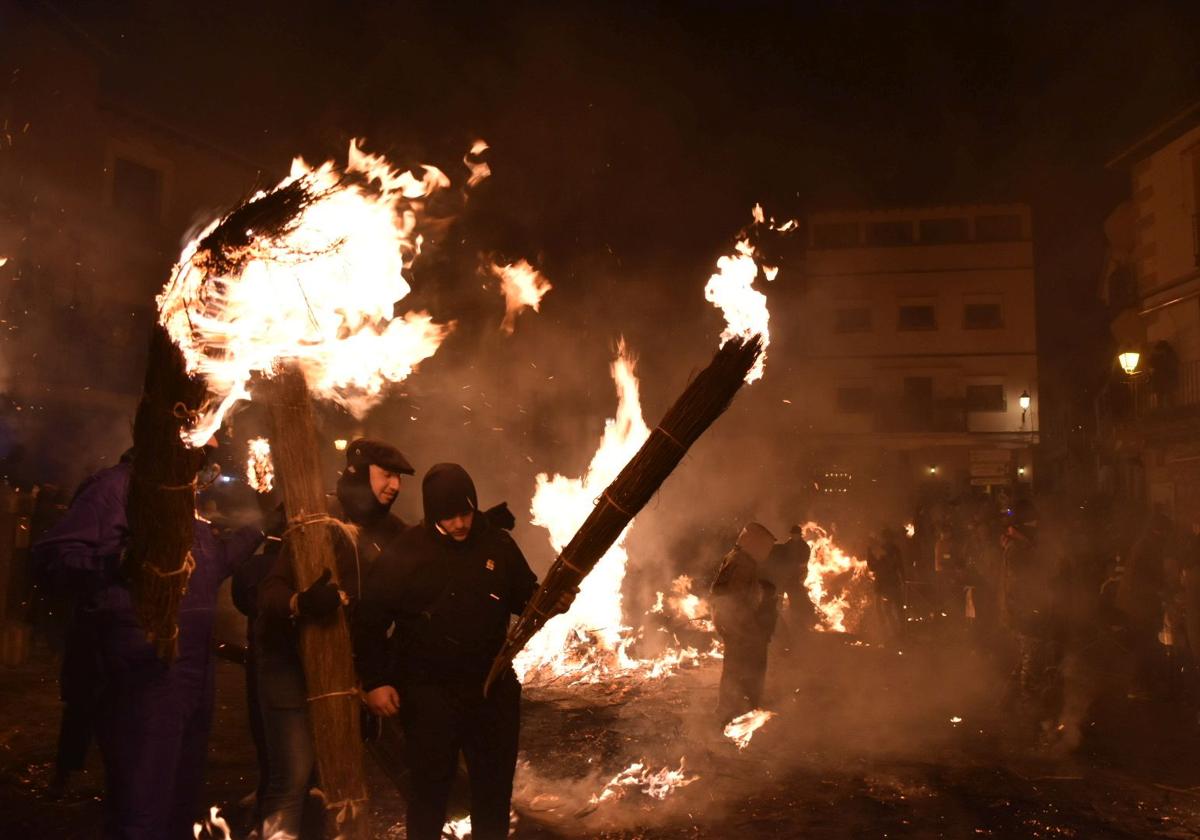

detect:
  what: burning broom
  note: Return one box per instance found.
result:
[148,141,467,838]
[486,334,763,693]
[488,203,790,692]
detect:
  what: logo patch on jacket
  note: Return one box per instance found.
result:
[485,558,495,571]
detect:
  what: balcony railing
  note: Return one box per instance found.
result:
[1133,359,1200,417]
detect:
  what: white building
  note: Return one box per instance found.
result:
[779,203,1038,511]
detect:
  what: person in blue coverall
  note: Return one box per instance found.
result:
[33,458,263,840]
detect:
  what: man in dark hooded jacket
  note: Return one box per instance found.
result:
[33,458,263,840]
[354,463,565,840]
[253,437,414,839]
[711,522,778,722]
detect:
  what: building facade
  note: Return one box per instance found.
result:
[781,203,1038,519]
[1102,102,1200,525]
[0,6,264,487]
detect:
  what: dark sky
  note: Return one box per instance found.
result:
[37,0,1200,408]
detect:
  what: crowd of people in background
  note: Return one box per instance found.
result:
[703,486,1200,754]
[858,492,1200,747]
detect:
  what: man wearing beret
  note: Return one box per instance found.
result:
[254,437,414,839]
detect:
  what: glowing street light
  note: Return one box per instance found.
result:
[1118,351,1141,376]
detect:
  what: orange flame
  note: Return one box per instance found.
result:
[158,140,466,446]
[514,341,649,683]
[650,575,714,633]
[492,258,552,335]
[192,806,232,839]
[802,522,874,633]
[723,708,776,749]
[585,758,698,810]
[514,345,715,684]
[464,139,491,188]
[703,203,796,383]
[245,437,274,493]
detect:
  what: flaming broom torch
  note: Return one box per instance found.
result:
[155,141,462,837]
[486,333,763,694]
[488,204,788,693]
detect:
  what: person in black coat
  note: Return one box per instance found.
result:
[354,463,570,840]
[253,437,414,840]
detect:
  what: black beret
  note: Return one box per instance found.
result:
[345,438,415,476]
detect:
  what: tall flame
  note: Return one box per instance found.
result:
[245,437,274,493]
[514,340,650,682]
[158,140,461,446]
[802,522,874,633]
[703,203,796,383]
[492,258,552,335]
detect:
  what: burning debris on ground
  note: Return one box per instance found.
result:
[4,2,1200,839]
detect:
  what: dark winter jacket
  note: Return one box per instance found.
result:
[354,511,537,691]
[711,546,777,644]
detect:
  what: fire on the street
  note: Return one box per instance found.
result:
[245,437,274,494]
[802,522,874,633]
[514,341,655,684]
[578,758,698,815]
[723,708,777,750]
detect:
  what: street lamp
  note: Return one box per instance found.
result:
[1118,351,1141,376]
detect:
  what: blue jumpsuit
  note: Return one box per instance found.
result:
[33,462,262,840]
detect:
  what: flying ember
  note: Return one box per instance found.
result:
[491,258,552,335]
[245,437,274,493]
[157,139,467,446]
[723,708,777,750]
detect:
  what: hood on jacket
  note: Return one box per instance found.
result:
[422,463,478,525]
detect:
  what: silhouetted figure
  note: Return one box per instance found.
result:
[711,522,778,721]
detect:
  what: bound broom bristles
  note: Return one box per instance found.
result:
[266,365,369,838]
[124,324,208,663]
[485,333,764,694]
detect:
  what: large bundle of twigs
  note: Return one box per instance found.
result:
[266,365,369,838]
[485,334,764,693]
[123,324,208,663]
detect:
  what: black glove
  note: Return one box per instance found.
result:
[484,501,516,531]
[296,569,341,619]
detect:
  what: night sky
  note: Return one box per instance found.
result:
[18,0,1200,441]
